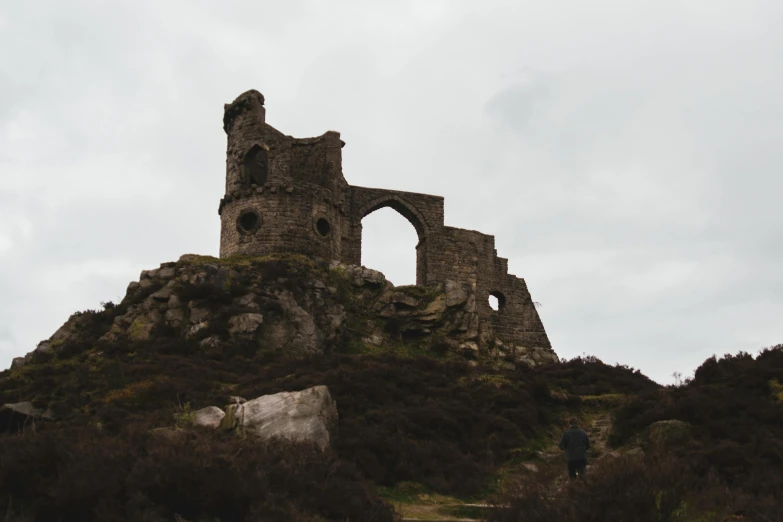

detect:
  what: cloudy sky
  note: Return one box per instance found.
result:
[2,1,781,384]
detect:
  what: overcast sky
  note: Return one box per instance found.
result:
[2,1,781,384]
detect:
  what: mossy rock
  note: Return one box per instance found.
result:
[645,419,691,448]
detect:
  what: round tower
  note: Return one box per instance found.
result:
[218,90,349,260]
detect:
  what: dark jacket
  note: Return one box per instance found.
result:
[558,426,590,461]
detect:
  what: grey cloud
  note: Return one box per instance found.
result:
[1,0,782,384]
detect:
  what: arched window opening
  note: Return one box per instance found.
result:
[361,207,418,286]
[244,145,268,186]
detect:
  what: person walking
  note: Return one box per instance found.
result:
[558,417,590,479]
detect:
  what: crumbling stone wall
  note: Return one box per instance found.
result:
[218,90,551,350]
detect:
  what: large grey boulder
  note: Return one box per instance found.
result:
[221,385,338,449]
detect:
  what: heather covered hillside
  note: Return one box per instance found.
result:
[491,346,783,522]
[0,254,779,521]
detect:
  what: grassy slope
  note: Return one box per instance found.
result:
[488,346,783,522]
[6,254,738,521]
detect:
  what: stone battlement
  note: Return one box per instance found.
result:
[218,90,551,350]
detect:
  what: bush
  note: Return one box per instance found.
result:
[0,426,398,522]
[489,450,780,522]
[235,353,559,496]
[0,347,571,497]
[610,346,783,505]
[538,356,660,397]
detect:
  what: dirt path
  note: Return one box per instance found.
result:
[398,502,489,521]
[394,414,615,521]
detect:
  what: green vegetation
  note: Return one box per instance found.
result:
[1,254,780,521]
[173,401,195,428]
[395,283,442,302]
[769,377,783,401]
[607,347,783,517]
[579,393,629,408]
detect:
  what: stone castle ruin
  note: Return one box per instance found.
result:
[219,90,551,350]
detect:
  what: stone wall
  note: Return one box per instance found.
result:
[415,226,549,349]
[218,90,551,351]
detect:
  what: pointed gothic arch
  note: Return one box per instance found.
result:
[358,194,429,241]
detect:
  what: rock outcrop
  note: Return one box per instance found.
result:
[220,386,338,449]
[9,254,558,370]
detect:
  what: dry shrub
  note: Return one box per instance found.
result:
[0,344,661,498]
[236,354,554,496]
[0,426,398,522]
[1,350,563,497]
[538,356,660,397]
[490,450,780,522]
[611,346,783,503]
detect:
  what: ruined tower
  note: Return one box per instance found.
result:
[219,90,552,351]
[219,89,349,259]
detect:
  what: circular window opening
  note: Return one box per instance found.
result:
[316,218,331,237]
[489,292,506,311]
[237,210,261,234]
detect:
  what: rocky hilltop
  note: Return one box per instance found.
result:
[1,254,780,522]
[13,254,557,372]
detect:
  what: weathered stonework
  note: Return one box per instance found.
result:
[219,89,551,351]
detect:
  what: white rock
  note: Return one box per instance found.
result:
[193,406,225,428]
[222,385,337,449]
